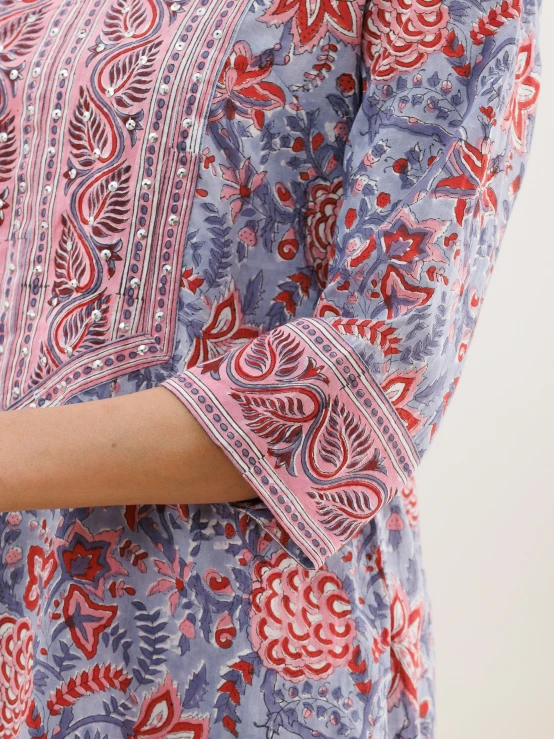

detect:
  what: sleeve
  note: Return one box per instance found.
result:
[161,0,542,569]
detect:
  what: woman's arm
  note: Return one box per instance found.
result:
[0,388,256,512]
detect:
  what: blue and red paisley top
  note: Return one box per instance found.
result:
[0,1,542,737]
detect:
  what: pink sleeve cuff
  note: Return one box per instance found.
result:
[161,317,419,568]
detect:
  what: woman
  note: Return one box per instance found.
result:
[0,1,542,737]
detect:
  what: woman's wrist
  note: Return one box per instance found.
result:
[0,387,256,512]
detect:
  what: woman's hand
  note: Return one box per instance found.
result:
[0,388,257,512]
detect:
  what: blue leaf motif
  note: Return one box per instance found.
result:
[182,664,208,710]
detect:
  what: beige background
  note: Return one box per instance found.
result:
[417,6,554,737]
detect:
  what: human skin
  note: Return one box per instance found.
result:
[0,387,257,512]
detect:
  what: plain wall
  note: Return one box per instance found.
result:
[416,6,554,737]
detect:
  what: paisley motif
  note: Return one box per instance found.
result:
[0,0,256,410]
[0,2,542,736]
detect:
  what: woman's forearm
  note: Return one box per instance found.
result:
[0,387,257,512]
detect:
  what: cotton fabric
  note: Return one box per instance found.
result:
[0,1,542,737]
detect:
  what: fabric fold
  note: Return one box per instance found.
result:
[162,317,417,568]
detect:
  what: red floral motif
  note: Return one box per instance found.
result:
[363,0,450,81]
[305,177,343,289]
[23,544,57,612]
[210,41,286,130]
[357,209,448,320]
[434,138,503,225]
[249,550,357,682]
[181,267,204,294]
[336,72,356,96]
[501,32,541,154]
[204,569,234,595]
[214,612,237,649]
[187,283,261,369]
[382,217,446,273]
[387,579,424,708]
[470,0,522,46]
[330,317,402,358]
[56,519,127,598]
[381,366,425,433]
[277,227,299,260]
[351,208,447,273]
[435,140,491,198]
[261,0,363,52]
[220,158,267,222]
[0,615,34,739]
[147,546,193,616]
[130,674,209,739]
[47,663,133,716]
[380,263,432,318]
[62,584,118,659]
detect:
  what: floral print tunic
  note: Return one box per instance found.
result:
[0,1,542,737]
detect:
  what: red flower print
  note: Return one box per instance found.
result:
[360,210,448,319]
[344,208,357,229]
[181,267,204,294]
[23,544,57,612]
[387,578,424,709]
[261,0,363,52]
[147,546,193,616]
[131,674,210,739]
[336,72,356,96]
[377,192,391,209]
[392,157,409,175]
[0,615,33,739]
[62,584,118,659]
[249,550,357,682]
[363,0,450,81]
[381,366,425,433]
[210,41,286,130]
[501,32,541,153]
[220,158,267,222]
[204,569,234,595]
[187,282,261,368]
[214,612,237,649]
[380,211,447,276]
[369,209,448,319]
[435,140,494,225]
[56,519,127,598]
[305,177,343,289]
[480,105,497,125]
[312,132,325,151]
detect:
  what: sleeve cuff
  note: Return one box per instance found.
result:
[161,317,419,569]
